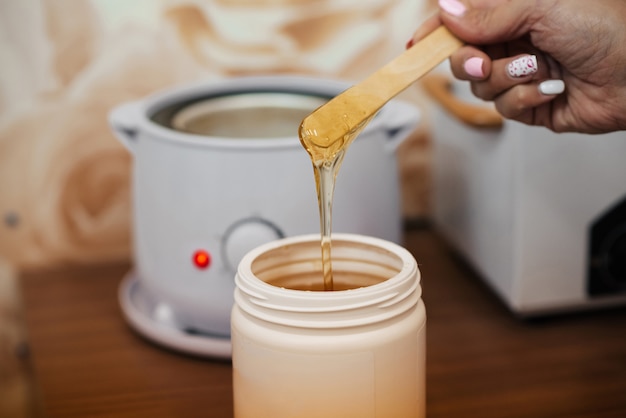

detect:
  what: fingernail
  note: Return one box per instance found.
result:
[439,0,466,16]
[464,57,484,78]
[406,38,414,49]
[507,55,538,77]
[539,79,565,95]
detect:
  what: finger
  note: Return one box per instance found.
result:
[406,14,441,48]
[493,80,565,124]
[438,0,547,45]
[471,54,553,100]
[449,45,492,80]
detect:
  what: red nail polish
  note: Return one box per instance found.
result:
[406,38,414,49]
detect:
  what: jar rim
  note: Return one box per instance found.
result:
[234,233,421,328]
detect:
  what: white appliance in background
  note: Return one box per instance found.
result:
[427,73,626,316]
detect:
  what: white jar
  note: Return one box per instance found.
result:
[231,233,426,418]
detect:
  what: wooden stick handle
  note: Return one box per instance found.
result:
[301,26,464,147]
[364,25,464,99]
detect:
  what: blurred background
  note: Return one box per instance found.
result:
[4,1,626,416]
[0,0,437,416]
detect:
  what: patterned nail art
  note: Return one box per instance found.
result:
[507,55,538,77]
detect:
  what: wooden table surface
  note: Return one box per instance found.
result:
[21,228,626,418]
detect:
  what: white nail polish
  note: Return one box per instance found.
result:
[539,80,565,95]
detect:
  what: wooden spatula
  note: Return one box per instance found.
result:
[299,26,463,150]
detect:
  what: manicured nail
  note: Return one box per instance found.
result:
[406,38,414,49]
[507,55,538,77]
[439,0,466,16]
[539,79,565,95]
[464,57,484,78]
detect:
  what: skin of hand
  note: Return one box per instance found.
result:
[410,0,626,134]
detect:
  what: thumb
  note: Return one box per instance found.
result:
[438,0,541,44]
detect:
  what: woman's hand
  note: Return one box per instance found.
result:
[409,0,626,134]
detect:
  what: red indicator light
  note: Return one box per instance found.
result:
[192,250,211,269]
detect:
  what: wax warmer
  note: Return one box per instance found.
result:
[426,73,626,316]
[109,75,420,357]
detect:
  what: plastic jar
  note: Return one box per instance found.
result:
[231,233,426,418]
